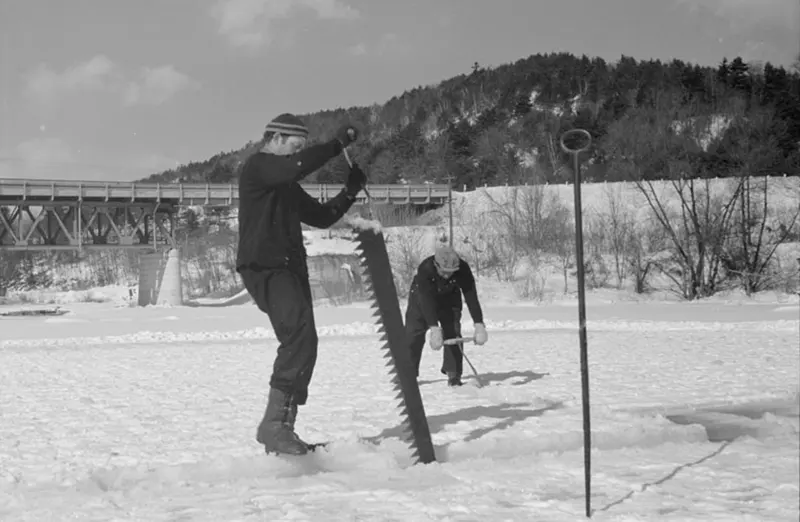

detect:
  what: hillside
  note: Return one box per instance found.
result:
[140,53,800,189]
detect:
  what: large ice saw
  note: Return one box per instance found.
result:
[348,219,436,465]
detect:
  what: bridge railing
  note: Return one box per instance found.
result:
[0,178,451,206]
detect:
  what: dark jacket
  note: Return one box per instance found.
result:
[236,139,356,272]
[409,255,484,328]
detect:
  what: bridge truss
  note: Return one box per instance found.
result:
[0,178,450,251]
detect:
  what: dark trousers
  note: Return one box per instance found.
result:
[405,297,463,378]
[240,268,318,405]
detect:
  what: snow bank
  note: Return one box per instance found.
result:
[3,317,796,349]
[2,285,135,307]
[444,177,800,226]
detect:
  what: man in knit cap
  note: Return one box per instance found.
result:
[236,113,366,456]
[404,244,488,386]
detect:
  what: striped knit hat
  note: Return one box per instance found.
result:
[264,113,309,138]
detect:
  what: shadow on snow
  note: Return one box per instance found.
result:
[418,369,549,387]
[363,401,564,447]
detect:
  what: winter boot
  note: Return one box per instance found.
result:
[256,388,309,456]
[447,372,463,387]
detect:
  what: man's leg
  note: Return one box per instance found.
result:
[241,268,318,455]
[439,308,464,386]
[404,295,429,378]
[284,272,317,437]
[284,271,317,406]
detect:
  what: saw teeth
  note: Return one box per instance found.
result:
[351,228,435,465]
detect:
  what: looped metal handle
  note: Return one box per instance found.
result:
[560,128,592,154]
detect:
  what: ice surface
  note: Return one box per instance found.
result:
[0,298,798,521]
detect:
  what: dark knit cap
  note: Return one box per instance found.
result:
[265,113,309,138]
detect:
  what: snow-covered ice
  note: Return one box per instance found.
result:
[0,295,798,521]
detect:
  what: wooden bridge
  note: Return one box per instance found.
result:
[0,178,451,251]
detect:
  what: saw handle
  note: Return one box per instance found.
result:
[443,337,476,346]
[342,146,375,219]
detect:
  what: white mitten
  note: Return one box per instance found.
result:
[474,322,488,345]
[428,326,444,351]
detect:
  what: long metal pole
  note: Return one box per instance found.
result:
[560,128,593,518]
[447,175,454,247]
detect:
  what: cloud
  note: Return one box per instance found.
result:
[211,0,359,50]
[0,137,88,180]
[24,56,199,108]
[674,0,799,30]
[123,66,201,106]
[0,137,185,181]
[25,55,121,105]
[348,33,402,57]
[14,137,76,171]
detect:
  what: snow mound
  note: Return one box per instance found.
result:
[2,318,796,349]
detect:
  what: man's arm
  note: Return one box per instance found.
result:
[245,139,343,188]
[415,260,441,328]
[296,186,357,229]
[456,260,484,324]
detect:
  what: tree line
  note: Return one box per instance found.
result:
[141,52,799,189]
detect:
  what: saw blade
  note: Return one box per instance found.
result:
[350,225,436,465]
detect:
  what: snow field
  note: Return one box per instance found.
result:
[0,300,798,520]
[447,178,800,224]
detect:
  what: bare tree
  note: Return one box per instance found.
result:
[481,187,527,281]
[384,227,429,297]
[720,109,800,294]
[627,217,671,294]
[0,251,25,297]
[583,210,610,289]
[483,185,573,290]
[456,227,492,278]
[600,183,638,288]
[602,102,742,299]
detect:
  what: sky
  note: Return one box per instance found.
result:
[0,0,798,182]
